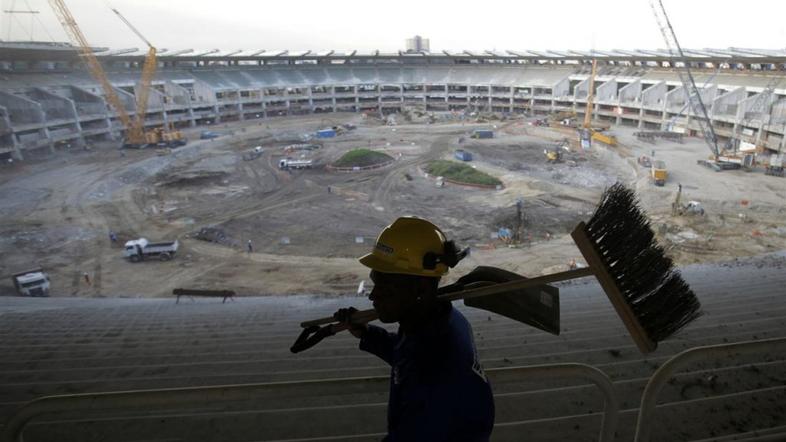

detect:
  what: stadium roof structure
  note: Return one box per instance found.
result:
[2,41,786,65]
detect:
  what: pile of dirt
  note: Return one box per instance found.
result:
[193,226,238,248]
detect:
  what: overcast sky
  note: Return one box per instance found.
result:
[1,0,785,54]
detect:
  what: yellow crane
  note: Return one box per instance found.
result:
[582,59,597,131]
[48,1,184,147]
[110,7,156,146]
[579,59,617,147]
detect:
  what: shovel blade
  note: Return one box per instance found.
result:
[465,284,560,335]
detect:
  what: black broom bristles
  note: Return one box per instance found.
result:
[585,183,701,342]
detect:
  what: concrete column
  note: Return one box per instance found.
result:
[67,99,86,147]
[638,106,645,129]
[0,105,23,160]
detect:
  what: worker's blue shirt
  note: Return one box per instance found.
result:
[359,305,495,442]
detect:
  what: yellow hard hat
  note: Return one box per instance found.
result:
[360,216,460,277]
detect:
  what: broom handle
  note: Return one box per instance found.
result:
[300,266,594,328]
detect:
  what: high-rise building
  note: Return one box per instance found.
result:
[405,35,430,53]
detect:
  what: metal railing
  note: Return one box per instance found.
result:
[1,362,619,442]
[634,337,786,442]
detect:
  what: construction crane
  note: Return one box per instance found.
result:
[578,59,617,147]
[650,0,723,165]
[48,1,184,147]
[48,0,137,144]
[582,59,598,131]
[110,7,157,147]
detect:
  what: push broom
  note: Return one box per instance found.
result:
[291,182,701,354]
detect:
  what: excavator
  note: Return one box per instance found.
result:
[544,138,570,163]
[671,183,704,216]
[49,0,186,148]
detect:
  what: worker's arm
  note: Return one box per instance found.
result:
[334,307,396,364]
[358,325,397,365]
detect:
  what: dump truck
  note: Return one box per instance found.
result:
[279,158,313,170]
[124,238,179,262]
[12,268,50,297]
[651,160,667,186]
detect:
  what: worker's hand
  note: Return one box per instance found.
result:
[333,307,368,339]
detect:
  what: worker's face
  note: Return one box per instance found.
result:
[368,271,417,323]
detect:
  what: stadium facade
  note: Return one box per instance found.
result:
[1,42,786,159]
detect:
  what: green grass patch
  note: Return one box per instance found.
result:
[333,149,394,168]
[425,160,502,186]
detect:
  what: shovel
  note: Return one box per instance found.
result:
[290,266,559,353]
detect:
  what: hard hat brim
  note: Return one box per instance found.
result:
[358,253,401,274]
[359,252,446,277]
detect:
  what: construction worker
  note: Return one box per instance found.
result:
[335,217,494,441]
[247,239,253,254]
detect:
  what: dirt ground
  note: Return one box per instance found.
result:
[2,114,785,298]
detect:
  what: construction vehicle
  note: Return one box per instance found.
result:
[765,154,784,177]
[49,1,185,148]
[123,238,179,262]
[12,268,50,297]
[279,158,313,170]
[454,149,473,161]
[638,155,652,168]
[200,131,222,140]
[651,160,668,186]
[671,184,704,216]
[544,139,570,163]
[471,129,494,139]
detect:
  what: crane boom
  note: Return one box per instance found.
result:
[110,8,153,48]
[48,0,134,136]
[583,59,597,129]
[110,7,156,145]
[650,0,720,161]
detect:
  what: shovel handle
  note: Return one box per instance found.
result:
[300,309,378,328]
